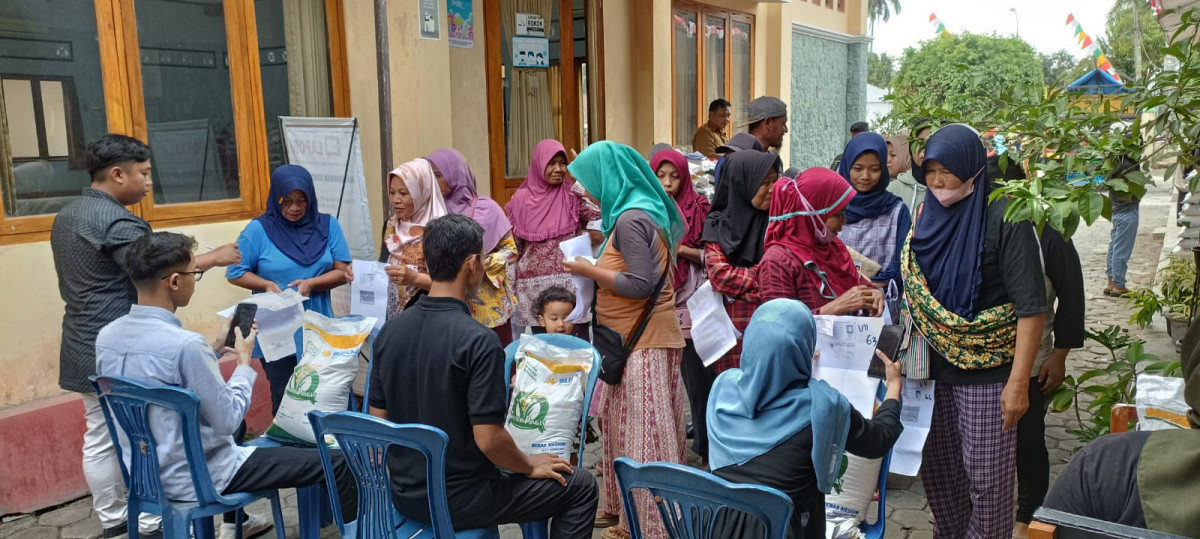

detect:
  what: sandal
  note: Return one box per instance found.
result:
[594,512,619,529]
[601,526,630,539]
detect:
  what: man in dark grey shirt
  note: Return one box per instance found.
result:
[51,134,240,537]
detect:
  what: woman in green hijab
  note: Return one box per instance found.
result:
[1043,320,1200,535]
[564,141,686,539]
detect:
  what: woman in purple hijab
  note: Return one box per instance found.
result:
[426,148,519,346]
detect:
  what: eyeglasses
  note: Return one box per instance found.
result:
[163,268,204,281]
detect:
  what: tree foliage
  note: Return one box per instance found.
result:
[868,52,896,88]
[1102,0,1167,83]
[891,32,1044,120]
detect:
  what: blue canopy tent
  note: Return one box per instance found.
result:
[1067,68,1133,95]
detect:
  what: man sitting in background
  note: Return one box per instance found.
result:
[95,232,356,539]
[369,214,598,537]
[693,98,732,158]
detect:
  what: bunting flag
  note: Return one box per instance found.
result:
[929,13,948,35]
[1065,12,1123,82]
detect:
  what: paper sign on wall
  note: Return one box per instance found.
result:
[512,36,550,68]
[516,13,545,37]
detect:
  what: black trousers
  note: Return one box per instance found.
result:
[222,447,358,523]
[453,467,598,538]
[258,355,299,416]
[1015,378,1050,524]
[679,339,714,458]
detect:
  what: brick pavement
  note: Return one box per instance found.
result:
[4,184,1179,539]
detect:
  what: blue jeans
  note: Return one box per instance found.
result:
[1107,207,1139,288]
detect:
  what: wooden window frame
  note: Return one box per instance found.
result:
[0,0,351,245]
[671,1,754,147]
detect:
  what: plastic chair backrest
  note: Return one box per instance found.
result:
[292,321,380,414]
[503,333,601,456]
[308,410,457,538]
[611,457,793,539]
[91,375,240,508]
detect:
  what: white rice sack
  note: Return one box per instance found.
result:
[266,312,375,445]
[505,335,593,459]
[824,453,882,537]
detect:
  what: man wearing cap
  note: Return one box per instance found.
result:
[51,134,241,539]
[742,96,788,153]
[692,98,732,158]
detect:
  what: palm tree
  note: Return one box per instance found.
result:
[868,0,902,37]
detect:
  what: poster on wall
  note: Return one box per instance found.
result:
[515,13,546,37]
[418,0,440,40]
[512,36,550,68]
[447,0,473,48]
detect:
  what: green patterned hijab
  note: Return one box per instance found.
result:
[567,141,686,255]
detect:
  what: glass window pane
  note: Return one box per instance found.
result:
[41,81,69,157]
[673,10,698,147]
[703,15,726,120]
[136,0,239,205]
[256,0,334,173]
[731,21,752,125]
[0,0,108,218]
[2,79,38,158]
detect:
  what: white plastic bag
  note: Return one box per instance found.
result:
[505,335,592,459]
[265,312,375,445]
[824,453,882,537]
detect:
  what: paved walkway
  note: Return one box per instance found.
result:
[2,184,1180,539]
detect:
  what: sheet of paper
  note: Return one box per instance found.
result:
[891,379,935,476]
[811,315,885,417]
[685,281,740,366]
[218,289,306,362]
[350,260,389,330]
[559,234,597,323]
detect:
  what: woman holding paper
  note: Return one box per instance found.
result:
[564,141,686,539]
[426,148,519,346]
[227,164,352,413]
[651,148,713,461]
[707,299,903,539]
[507,139,600,337]
[904,124,1045,538]
[382,158,448,318]
[757,168,884,316]
[700,150,781,374]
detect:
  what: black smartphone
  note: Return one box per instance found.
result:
[224,303,257,348]
[869,324,905,379]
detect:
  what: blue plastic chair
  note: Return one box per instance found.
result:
[247,324,381,538]
[91,375,287,539]
[611,457,793,539]
[307,410,499,538]
[502,333,602,539]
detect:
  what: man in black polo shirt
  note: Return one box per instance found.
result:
[51,134,241,538]
[369,214,598,537]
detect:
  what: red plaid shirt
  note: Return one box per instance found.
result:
[702,242,762,374]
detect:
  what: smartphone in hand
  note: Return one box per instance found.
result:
[225,303,258,348]
[869,324,905,379]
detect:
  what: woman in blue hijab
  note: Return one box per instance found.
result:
[901,124,1046,538]
[707,299,903,538]
[837,132,911,289]
[227,164,353,413]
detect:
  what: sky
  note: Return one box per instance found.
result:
[871,0,1121,59]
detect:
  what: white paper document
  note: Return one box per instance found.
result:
[891,379,936,476]
[559,234,596,322]
[350,260,389,330]
[686,281,741,366]
[811,315,885,417]
[218,289,306,362]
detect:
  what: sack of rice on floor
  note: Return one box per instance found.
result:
[505,334,593,459]
[265,312,375,445]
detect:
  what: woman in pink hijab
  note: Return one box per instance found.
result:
[383,158,448,318]
[506,139,600,337]
[426,148,519,346]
